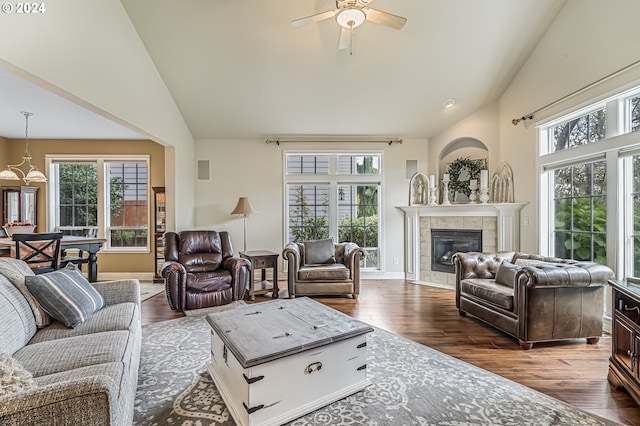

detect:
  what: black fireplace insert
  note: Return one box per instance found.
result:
[431,229,482,273]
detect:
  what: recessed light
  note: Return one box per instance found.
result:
[442,99,456,109]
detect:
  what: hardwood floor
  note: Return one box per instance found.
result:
[141,279,640,425]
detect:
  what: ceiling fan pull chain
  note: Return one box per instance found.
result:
[350,25,354,55]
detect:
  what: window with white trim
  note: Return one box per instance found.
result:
[285,152,382,270]
[48,156,149,252]
[538,86,640,278]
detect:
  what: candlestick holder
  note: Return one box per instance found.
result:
[441,178,451,205]
[468,182,478,204]
[428,187,438,206]
[479,187,490,204]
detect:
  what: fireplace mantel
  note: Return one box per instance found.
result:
[397,203,527,281]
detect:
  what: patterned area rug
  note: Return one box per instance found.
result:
[139,282,164,302]
[134,313,620,426]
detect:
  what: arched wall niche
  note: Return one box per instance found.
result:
[438,137,489,177]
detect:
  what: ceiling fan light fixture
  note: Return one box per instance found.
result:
[336,8,366,29]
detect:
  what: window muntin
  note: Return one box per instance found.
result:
[284,152,383,271]
[337,184,379,268]
[49,157,149,252]
[552,161,606,263]
[56,163,99,236]
[550,107,606,153]
[630,95,640,133]
[287,183,330,242]
[107,162,148,248]
[286,155,329,175]
[336,154,381,175]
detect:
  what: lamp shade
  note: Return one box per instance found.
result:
[231,197,257,216]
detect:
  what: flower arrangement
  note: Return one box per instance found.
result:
[5,222,35,227]
[3,222,36,237]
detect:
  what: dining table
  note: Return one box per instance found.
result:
[0,235,107,282]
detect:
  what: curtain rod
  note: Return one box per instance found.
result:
[266,138,402,146]
[512,58,640,126]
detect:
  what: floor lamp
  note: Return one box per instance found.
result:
[231,197,257,252]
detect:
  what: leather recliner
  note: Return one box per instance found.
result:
[161,230,250,311]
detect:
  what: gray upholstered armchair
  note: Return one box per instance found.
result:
[282,238,366,299]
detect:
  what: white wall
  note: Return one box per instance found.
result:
[195,138,428,279]
[0,0,196,230]
[498,0,640,254]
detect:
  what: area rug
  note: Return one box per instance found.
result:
[134,312,620,426]
[139,282,165,302]
[183,300,246,316]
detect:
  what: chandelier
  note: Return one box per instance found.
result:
[0,111,47,185]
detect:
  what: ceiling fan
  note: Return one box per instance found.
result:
[291,0,407,54]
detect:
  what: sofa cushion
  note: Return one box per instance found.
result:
[495,261,520,288]
[460,278,514,311]
[28,302,138,345]
[304,239,336,265]
[13,330,132,378]
[25,265,105,328]
[0,258,50,327]
[186,270,232,292]
[0,353,36,396]
[0,275,38,356]
[298,263,350,281]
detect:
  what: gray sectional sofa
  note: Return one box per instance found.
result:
[0,258,141,425]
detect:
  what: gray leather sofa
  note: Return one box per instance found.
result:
[283,241,365,299]
[453,251,614,349]
[0,258,141,425]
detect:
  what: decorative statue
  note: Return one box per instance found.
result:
[409,173,428,205]
[490,162,514,203]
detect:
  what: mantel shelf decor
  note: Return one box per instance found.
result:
[446,157,486,203]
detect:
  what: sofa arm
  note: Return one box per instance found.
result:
[221,257,251,301]
[521,261,614,289]
[161,260,187,310]
[342,243,365,270]
[0,376,117,425]
[92,279,140,306]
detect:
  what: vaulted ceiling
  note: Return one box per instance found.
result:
[0,0,567,140]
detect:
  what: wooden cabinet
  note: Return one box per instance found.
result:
[608,279,640,405]
[153,187,166,283]
[2,186,38,227]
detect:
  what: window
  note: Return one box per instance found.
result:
[548,107,606,153]
[552,161,606,263]
[48,156,149,252]
[539,86,640,279]
[285,152,382,270]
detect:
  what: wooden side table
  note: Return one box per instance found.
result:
[240,250,279,300]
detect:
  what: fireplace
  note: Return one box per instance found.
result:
[431,229,482,273]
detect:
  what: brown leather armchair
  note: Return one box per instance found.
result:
[161,230,250,311]
[282,240,365,299]
[453,251,614,349]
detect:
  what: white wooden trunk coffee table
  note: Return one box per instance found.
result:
[205,297,373,426]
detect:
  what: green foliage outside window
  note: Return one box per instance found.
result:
[554,198,606,264]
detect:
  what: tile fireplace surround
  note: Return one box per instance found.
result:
[397,203,526,288]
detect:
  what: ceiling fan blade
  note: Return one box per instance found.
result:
[365,8,407,30]
[338,27,350,50]
[291,10,337,28]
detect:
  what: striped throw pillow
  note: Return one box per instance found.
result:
[25,265,105,328]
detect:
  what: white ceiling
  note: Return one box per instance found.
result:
[0,0,567,141]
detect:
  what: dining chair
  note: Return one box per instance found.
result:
[59,228,98,271]
[13,232,63,274]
